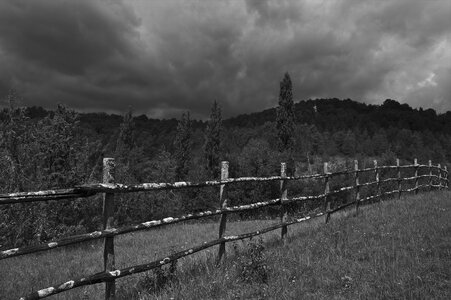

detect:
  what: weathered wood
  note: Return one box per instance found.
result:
[3,163,447,206]
[429,160,433,191]
[0,174,329,205]
[280,163,288,242]
[374,160,381,200]
[354,160,360,214]
[323,162,331,223]
[102,158,115,300]
[216,161,229,264]
[0,190,91,205]
[397,159,402,199]
[438,164,442,190]
[20,210,326,300]
[445,166,449,189]
[1,198,284,260]
[414,158,419,195]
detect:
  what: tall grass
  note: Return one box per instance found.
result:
[138,191,451,299]
[1,191,449,299]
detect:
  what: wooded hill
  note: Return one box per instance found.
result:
[0,96,450,250]
[9,97,451,163]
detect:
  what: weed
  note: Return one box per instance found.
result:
[136,259,178,295]
[233,237,269,284]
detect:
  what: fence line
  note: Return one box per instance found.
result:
[1,164,446,205]
[0,158,448,299]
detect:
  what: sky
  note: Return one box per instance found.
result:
[0,0,450,119]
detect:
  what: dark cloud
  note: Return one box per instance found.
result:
[0,0,449,118]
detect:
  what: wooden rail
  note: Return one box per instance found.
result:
[0,158,448,299]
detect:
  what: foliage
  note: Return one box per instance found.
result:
[203,100,222,178]
[174,111,192,180]
[233,237,269,284]
[276,72,296,153]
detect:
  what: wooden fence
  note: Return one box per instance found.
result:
[0,158,449,300]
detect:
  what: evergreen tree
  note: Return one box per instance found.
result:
[204,101,222,178]
[276,72,296,152]
[115,107,135,161]
[174,111,192,180]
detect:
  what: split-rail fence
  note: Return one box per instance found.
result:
[0,158,449,300]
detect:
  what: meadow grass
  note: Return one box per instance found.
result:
[132,191,451,300]
[1,191,449,299]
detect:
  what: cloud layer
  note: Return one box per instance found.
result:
[0,0,450,118]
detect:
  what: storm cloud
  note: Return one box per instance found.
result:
[0,0,450,118]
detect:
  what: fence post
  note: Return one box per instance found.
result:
[323,162,331,223]
[216,161,229,264]
[354,160,360,214]
[438,164,442,190]
[374,160,381,201]
[414,158,419,195]
[429,160,433,191]
[397,158,402,199]
[445,166,449,189]
[280,162,288,242]
[102,158,115,300]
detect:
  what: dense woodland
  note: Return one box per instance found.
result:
[1,75,450,249]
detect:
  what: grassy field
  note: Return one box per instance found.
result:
[1,191,450,299]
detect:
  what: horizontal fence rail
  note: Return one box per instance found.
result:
[0,158,448,300]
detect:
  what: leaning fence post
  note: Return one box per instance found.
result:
[280,162,288,242]
[397,158,402,199]
[102,158,115,300]
[438,164,442,190]
[216,161,229,264]
[429,160,433,191]
[374,160,381,201]
[323,162,331,223]
[414,158,419,195]
[354,160,360,214]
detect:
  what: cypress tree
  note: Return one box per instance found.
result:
[276,72,296,152]
[174,111,192,180]
[204,101,222,178]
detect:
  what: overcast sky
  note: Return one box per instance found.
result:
[0,0,450,119]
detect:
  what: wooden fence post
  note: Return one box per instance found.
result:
[323,162,331,223]
[438,164,442,191]
[280,162,288,242]
[216,161,229,264]
[414,158,419,195]
[429,160,433,191]
[397,158,402,199]
[374,160,381,200]
[102,158,115,300]
[445,166,449,189]
[354,160,360,214]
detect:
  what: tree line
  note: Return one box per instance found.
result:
[0,73,450,249]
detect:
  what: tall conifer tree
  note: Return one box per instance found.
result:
[276,72,296,152]
[204,101,222,178]
[174,111,192,180]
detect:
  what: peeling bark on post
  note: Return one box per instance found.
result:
[374,160,381,200]
[438,164,442,191]
[280,162,288,242]
[354,160,360,214]
[445,166,449,189]
[414,158,419,195]
[429,160,433,191]
[397,159,402,199]
[323,162,331,223]
[102,158,115,300]
[216,161,229,264]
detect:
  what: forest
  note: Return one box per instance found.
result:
[0,74,450,250]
